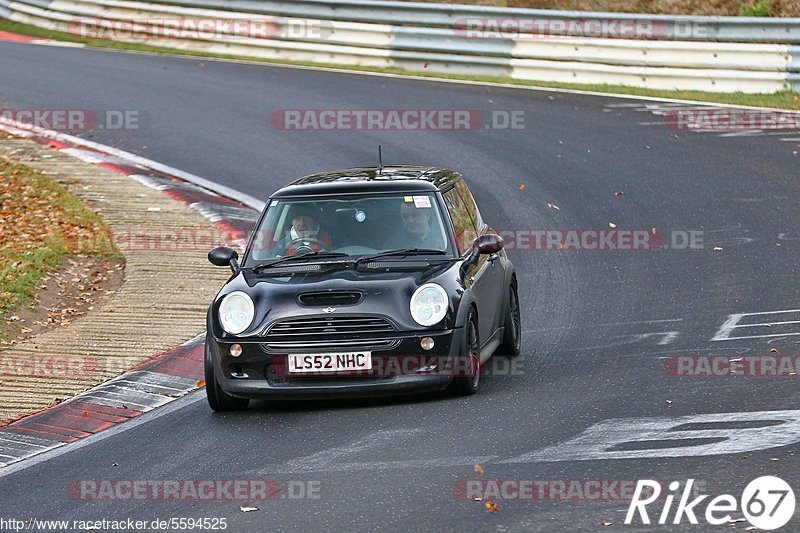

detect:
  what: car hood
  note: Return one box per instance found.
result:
[213,263,463,336]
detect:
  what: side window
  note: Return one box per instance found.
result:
[443,187,478,255]
[454,180,485,233]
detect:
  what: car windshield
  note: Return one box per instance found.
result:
[243,192,455,267]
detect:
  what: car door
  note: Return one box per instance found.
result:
[443,181,503,348]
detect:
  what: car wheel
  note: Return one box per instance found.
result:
[205,343,250,412]
[447,310,481,396]
[497,282,521,357]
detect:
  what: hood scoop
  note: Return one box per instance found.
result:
[297,291,364,307]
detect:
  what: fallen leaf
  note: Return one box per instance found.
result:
[518,184,525,190]
[196,379,206,388]
[485,501,498,512]
[598,521,612,526]
[240,506,260,513]
[608,222,617,229]
[614,191,624,196]
[770,347,778,353]
[473,464,485,476]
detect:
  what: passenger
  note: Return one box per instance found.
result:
[383,201,445,250]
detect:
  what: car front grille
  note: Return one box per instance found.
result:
[260,315,399,353]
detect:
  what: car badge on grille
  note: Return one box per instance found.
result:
[322,306,336,314]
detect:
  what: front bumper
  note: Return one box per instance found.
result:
[207,329,462,400]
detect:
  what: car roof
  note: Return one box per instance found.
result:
[271,166,462,197]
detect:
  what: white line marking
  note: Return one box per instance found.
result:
[261,429,496,474]
[31,40,86,48]
[562,331,680,351]
[523,318,682,334]
[712,309,800,341]
[715,332,800,340]
[501,410,800,462]
[731,320,800,328]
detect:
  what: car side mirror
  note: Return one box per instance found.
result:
[208,246,240,274]
[476,234,504,254]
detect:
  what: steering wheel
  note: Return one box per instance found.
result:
[287,237,332,255]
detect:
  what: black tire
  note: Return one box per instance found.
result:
[496,282,521,358]
[205,344,250,412]
[447,309,481,396]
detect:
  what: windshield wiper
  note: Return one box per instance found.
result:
[252,252,350,272]
[355,248,449,266]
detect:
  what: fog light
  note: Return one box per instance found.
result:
[229,343,243,357]
[420,337,434,350]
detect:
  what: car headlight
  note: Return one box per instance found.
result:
[218,291,254,335]
[410,283,448,327]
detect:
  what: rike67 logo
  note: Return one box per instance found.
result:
[625,477,795,530]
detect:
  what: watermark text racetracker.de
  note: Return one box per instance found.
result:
[271,109,525,131]
[663,109,800,133]
[0,353,98,379]
[495,229,704,251]
[67,479,321,501]
[453,18,711,40]
[665,355,800,378]
[454,17,667,39]
[0,109,142,131]
[454,479,672,501]
[66,17,333,42]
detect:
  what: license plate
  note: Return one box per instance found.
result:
[287,352,372,373]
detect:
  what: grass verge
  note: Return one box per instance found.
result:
[0,155,120,338]
[1,17,799,110]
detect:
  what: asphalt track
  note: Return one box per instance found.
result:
[1,42,800,531]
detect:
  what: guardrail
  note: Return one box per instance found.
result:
[2,0,799,93]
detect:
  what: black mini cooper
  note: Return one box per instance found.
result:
[204,166,520,411]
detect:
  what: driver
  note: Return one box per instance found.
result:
[274,204,334,256]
